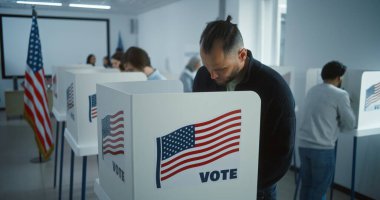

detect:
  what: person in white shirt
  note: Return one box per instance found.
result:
[298,61,355,199]
[121,46,166,80]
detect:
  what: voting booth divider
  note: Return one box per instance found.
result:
[304,68,322,95]
[342,70,380,130]
[52,65,90,120]
[52,65,119,120]
[61,70,147,200]
[64,70,146,155]
[270,66,296,94]
[95,80,261,200]
[335,70,380,199]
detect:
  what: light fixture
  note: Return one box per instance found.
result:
[69,3,111,9]
[16,1,62,6]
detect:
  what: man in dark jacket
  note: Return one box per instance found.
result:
[193,15,296,199]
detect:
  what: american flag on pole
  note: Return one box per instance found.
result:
[101,111,125,159]
[88,94,97,122]
[365,82,380,111]
[156,109,242,188]
[23,8,54,160]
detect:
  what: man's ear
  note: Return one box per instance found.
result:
[238,48,247,62]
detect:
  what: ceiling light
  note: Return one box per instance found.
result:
[16,1,62,6]
[69,3,111,9]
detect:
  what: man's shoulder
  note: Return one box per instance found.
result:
[311,84,348,98]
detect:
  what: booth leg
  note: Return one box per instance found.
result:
[53,121,60,188]
[350,136,357,200]
[69,150,75,200]
[58,122,65,200]
[81,156,88,200]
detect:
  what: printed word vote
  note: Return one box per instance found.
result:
[199,168,238,183]
[112,161,125,182]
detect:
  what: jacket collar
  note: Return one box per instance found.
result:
[239,49,261,84]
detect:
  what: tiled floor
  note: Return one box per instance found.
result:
[0,111,352,200]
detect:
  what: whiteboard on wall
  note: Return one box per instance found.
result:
[0,14,110,78]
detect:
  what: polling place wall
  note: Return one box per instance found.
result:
[137,0,219,79]
[0,7,137,108]
[284,1,380,198]
[96,81,261,200]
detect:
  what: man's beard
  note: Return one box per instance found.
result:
[214,67,241,86]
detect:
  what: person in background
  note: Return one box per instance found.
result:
[180,56,201,92]
[297,61,355,199]
[121,46,166,80]
[103,56,111,68]
[111,51,123,70]
[86,54,96,66]
[193,15,296,199]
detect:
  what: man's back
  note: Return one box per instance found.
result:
[298,83,355,149]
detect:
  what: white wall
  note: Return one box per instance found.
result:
[0,8,137,108]
[137,0,219,80]
[284,0,380,105]
[285,0,380,198]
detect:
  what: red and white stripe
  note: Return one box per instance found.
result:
[24,67,53,154]
[102,111,125,155]
[160,109,241,181]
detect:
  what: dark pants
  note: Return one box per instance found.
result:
[257,184,277,200]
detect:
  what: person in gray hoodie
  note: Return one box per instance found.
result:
[298,61,355,200]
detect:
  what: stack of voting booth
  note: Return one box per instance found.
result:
[63,69,146,156]
[94,80,262,200]
[52,65,90,120]
[52,65,119,120]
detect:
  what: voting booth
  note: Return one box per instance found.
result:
[342,70,380,130]
[305,68,322,95]
[271,66,296,94]
[64,70,146,155]
[52,65,118,120]
[52,65,90,120]
[95,80,261,200]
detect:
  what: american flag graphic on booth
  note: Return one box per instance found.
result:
[66,83,74,110]
[155,109,242,188]
[88,94,97,122]
[365,82,380,111]
[101,111,125,159]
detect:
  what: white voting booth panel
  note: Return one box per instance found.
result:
[305,68,322,95]
[96,81,261,200]
[271,66,296,94]
[52,65,119,120]
[65,70,146,155]
[343,70,380,130]
[52,65,90,120]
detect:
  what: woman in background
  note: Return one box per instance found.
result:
[86,54,96,66]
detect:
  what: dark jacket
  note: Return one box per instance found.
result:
[193,50,296,189]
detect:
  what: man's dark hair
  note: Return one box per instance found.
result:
[200,15,243,54]
[122,46,151,70]
[321,61,347,80]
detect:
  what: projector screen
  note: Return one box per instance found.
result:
[0,14,109,79]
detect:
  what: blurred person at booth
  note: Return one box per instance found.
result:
[180,56,201,92]
[122,46,166,80]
